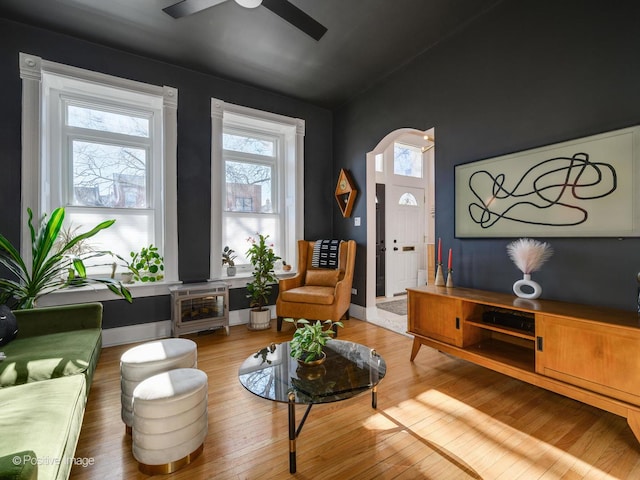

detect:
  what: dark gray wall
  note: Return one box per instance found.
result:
[0,18,334,328]
[334,0,640,311]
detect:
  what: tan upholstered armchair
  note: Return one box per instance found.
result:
[276,240,356,335]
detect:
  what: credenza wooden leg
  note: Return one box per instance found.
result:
[628,408,640,442]
[410,337,422,361]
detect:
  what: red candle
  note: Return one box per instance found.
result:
[438,238,442,264]
[448,248,452,270]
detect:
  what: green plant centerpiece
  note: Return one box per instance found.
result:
[222,246,237,276]
[128,244,164,282]
[246,233,280,330]
[285,318,343,364]
[0,207,132,309]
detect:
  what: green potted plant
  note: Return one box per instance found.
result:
[0,207,132,309]
[245,233,280,330]
[222,246,237,276]
[285,318,343,364]
[128,244,164,282]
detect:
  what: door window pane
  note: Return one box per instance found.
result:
[375,153,384,172]
[394,142,423,178]
[399,192,418,206]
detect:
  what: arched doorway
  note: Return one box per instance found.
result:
[365,127,435,327]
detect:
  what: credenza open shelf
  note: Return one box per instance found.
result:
[407,285,640,443]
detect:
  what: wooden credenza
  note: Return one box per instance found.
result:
[407,285,640,441]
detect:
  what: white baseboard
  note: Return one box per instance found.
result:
[349,303,366,321]
[101,305,277,347]
[102,320,172,347]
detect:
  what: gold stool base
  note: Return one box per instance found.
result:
[138,443,204,475]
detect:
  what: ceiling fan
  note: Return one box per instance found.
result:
[163,0,327,41]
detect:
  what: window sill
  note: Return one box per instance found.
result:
[36,270,298,307]
[212,270,297,289]
[36,280,182,307]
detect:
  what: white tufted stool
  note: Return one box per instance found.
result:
[120,338,197,432]
[132,368,208,474]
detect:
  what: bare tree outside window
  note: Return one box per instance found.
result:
[225,160,272,213]
[223,131,275,214]
[68,105,149,137]
[67,105,149,208]
[223,133,273,156]
[72,141,147,208]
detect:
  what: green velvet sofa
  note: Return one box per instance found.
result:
[0,302,103,480]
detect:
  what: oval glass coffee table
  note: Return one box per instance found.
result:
[238,339,386,473]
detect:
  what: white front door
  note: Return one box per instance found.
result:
[385,185,425,297]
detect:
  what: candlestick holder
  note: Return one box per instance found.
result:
[446,269,454,288]
[434,264,445,286]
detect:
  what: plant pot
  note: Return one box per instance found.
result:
[283,264,292,272]
[296,363,326,381]
[297,351,326,367]
[226,266,236,277]
[120,272,134,284]
[248,308,271,330]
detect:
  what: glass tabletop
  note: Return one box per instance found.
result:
[238,340,386,405]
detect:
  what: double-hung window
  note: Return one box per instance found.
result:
[223,125,281,265]
[20,53,178,293]
[210,100,304,279]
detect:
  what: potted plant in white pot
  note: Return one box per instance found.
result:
[246,233,280,330]
[222,246,237,276]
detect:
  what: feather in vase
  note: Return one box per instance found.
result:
[506,238,553,274]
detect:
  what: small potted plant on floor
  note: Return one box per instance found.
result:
[222,246,237,276]
[246,233,280,330]
[285,318,343,365]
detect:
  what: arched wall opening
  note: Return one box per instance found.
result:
[364,127,436,320]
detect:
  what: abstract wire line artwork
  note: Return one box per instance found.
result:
[467,152,617,229]
[454,126,639,237]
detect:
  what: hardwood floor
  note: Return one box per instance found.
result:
[71,319,640,479]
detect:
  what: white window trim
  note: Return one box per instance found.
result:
[210,98,304,280]
[19,52,179,300]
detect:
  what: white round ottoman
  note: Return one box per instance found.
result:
[120,338,197,431]
[132,368,208,475]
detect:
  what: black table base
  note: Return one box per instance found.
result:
[286,388,378,473]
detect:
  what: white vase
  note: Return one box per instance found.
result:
[513,273,542,300]
[249,308,271,330]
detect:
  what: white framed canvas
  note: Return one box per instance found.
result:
[455,125,640,237]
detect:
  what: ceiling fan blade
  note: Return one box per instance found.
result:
[262,0,327,41]
[163,0,228,18]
